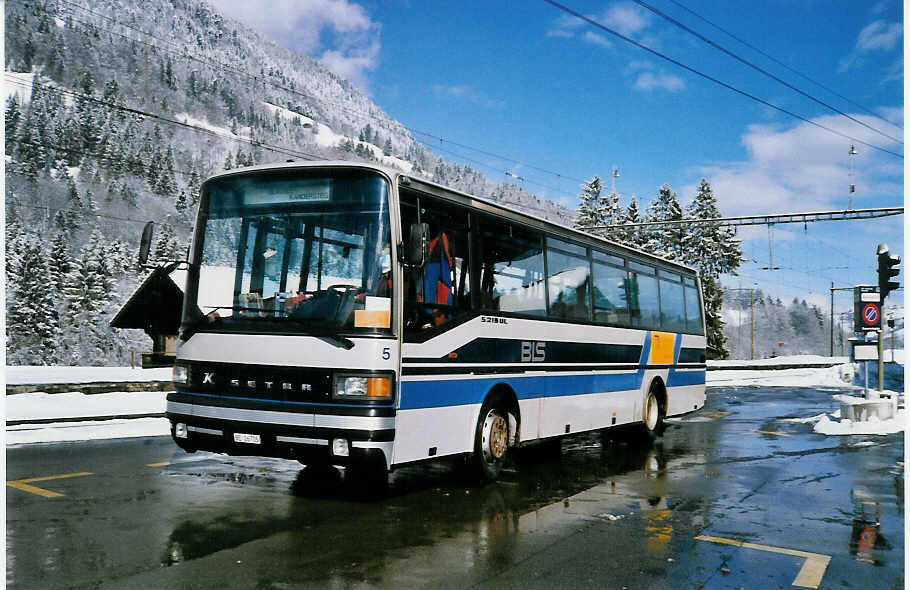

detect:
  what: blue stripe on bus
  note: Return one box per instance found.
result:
[399,371,644,410]
[639,332,652,366]
[673,335,682,364]
[666,369,706,387]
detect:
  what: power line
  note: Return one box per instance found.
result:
[4,75,322,162]
[408,127,588,185]
[632,0,902,145]
[664,0,903,133]
[33,0,587,193]
[542,0,904,160]
[11,202,167,226]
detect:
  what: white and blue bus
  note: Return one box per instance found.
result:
[160,161,706,481]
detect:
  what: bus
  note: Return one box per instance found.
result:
[154,161,706,483]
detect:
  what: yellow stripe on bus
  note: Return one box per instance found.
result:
[650,331,676,365]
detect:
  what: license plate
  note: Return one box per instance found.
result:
[233,432,261,444]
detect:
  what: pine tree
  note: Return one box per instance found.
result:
[681,179,744,359]
[599,189,622,231]
[151,223,178,265]
[574,176,604,233]
[7,237,60,364]
[644,184,686,261]
[6,95,22,155]
[619,197,645,248]
[682,179,743,277]
[48,232,73,294]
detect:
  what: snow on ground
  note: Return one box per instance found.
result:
[7,418,170,445]
[262,101,316,128]
[706,362,856,388]
[6,391,166,421]
[709,355,850,367]
[174,112,250,141]
[6,366,172,385]
[5,390,170,446]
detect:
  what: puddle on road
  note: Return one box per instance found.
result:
[158,431,700,569]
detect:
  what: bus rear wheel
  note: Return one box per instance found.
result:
[472,399,510,482]
[642,383,666,440]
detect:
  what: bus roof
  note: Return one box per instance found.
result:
[206,160,699,276]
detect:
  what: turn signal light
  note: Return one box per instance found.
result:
[366,377,391,398]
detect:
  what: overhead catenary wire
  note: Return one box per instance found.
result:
[631,0,902,145]
[542,0,903,160]
[664,0,903,132]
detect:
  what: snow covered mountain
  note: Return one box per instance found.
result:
[4,0,572,365]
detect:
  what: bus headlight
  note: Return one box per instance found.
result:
[173,364,188,385]
[333,375,392,401]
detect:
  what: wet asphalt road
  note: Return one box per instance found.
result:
[6,386,904,589]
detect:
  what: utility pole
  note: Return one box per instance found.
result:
[848,144,857,210]
[829,282,834,357]
[728,288,755,359]
[830,285,854,358]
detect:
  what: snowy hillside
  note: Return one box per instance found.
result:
[4,0,573,366]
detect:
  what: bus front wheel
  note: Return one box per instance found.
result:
[472,399,510,482]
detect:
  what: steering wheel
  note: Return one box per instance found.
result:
[326,284,363,296]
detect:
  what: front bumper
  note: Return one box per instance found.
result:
[166,393,395,467]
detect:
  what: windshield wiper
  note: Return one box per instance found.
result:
[317,335,355,350]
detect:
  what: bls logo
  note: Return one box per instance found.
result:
[521,341,546,363]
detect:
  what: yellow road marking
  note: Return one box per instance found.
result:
[706,411,732,420]
[696,534,831,588]
[7,472,93,498]
[755,430,792,437]
[146,461,172,468]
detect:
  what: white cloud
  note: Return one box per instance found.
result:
[319,39,381,89]
[582,31,612,47]
[633,71,684,92]
[546,2,649,42]
[602,2,650,37]
[685,112,903,218]
[838,19,902,72]
[430,85,504,109]
[856,20,903,50]
[208,0,380,89]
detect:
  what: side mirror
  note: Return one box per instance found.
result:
[138,221,155,265]
[406,222,429,267]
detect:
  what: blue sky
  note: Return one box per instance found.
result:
[210,0,904,318]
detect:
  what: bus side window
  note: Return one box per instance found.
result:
[478,218,545,317]
[628,261,659,329]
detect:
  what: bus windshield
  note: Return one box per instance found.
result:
[184,168,393,335]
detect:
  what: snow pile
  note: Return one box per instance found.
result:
[782,392,905,436]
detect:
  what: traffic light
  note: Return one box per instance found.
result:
[877,243,901,300]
